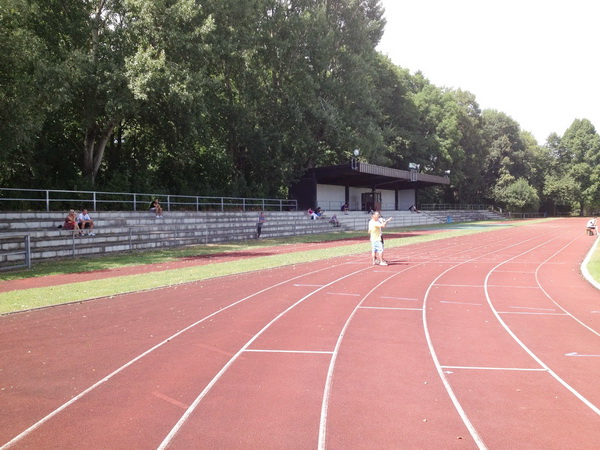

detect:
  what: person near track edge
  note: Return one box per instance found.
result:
[586,217,598,235]
[368,211,391,265]
[256,212,266,238]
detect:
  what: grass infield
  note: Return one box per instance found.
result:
[0,219,596,314]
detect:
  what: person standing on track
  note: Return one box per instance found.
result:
[368,211,391,265]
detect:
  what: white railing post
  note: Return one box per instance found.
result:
[24,235,31,269]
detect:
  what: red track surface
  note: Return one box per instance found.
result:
[1,219,600,449]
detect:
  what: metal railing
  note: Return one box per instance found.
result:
[420,203,489,211]
[0,188,297,213]
[0,234,31,271]
[313,201,397,212]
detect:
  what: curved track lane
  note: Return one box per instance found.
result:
[1,219,599,449]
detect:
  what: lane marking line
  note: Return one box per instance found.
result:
[440,301,483,306]
[244,349,333,355]
[441,366,547,372]
[485,234,600,418]
[326,292,361,297]
[0,263,344,450]
[565,352,600,357]
[160,265,374,450]
[497,312,568,316]
[509,306,556,311]
[493,270,535,274]
[359,306,422,311]
[423,230,555,449]
[380,296,418,301]
[152,391,189,410]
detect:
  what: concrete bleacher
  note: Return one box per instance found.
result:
[0,211,336,266]
[0,208,505,268]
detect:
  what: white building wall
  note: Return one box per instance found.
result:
[398,189,415,210]
[316,184,345,211]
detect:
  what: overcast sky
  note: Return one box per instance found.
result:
[376,0,600,143]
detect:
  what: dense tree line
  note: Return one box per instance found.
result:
[1,0,599,213]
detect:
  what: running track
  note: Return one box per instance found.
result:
[1,219,599,449]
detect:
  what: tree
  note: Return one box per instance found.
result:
[559,119,600,214]
[494,178,540,212]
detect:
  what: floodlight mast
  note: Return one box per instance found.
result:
[409,162,419,181]
[351,149,360,170]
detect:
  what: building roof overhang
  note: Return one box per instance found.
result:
[307,162,449,190]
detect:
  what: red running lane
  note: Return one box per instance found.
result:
[1,219,599,449]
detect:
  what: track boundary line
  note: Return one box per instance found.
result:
[0,263,351,450]
[158,265,374,450]
[484,233,600,417]
[421,229,562,449]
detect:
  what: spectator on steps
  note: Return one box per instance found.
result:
[150,198,163,218]
[77,209,95,236]
[63,209,82,235]
[256,212,266,238]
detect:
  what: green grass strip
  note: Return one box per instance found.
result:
[0,220,559,314]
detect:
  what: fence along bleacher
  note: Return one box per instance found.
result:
[0,234,31,271]
[0,211,336,267]
[0,188,297,212]
[0,187,506,269]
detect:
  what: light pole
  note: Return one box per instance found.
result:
[351,148,360,170]
[409,162,419,182]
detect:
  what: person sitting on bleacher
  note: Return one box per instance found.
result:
[63,209,82,235]
[77,209,95,236]
[329,214,340,227]
[150,198,163,218]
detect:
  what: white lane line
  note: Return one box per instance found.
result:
[487,285,539,289]
[509,306,556,311]
[440,301,483,306]
[441,366,547,372]
[486,235,600,417]
[493,270,535,274]
[565,352,600,357]
[434,284,484,288]
[159,265,373,450]
[422,231,554,449]
[497,312,568,316]
[245,349,334,355]
[359,306,422,311]
[0,264,344,450]
[326,292,361,297]
[318,266,414,450]
[294,284,325,287]
[380,296,418,301]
